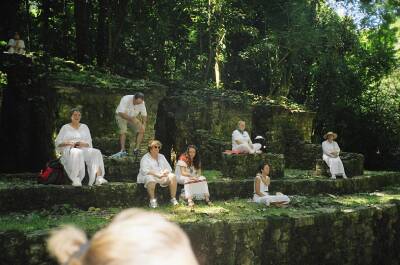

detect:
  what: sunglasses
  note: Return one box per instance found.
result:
[152,146,161,149]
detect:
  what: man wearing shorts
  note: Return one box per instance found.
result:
[111,92,147,158]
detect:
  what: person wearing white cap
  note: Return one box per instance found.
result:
[322,132,347,179]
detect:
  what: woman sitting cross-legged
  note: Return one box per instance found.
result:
[55,108,108,187]
[253,162,290,207]
[137,140,179,208]
[232,120,262,154]
[175,145,212,211]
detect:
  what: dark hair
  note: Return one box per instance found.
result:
[185,145,201,170]
[258,162,270,173]
[134,92,144,100]
[69,107,81,117]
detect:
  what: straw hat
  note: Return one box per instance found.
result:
[323,131,337,140]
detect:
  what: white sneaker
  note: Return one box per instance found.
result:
[170,198,179,206]
[72,180,82,187]
[343,175,348,179]
[95,178,108,186]
[149,199,158,208]
[330,175,336,180]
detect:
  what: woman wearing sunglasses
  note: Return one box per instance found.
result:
[137,140,178,208]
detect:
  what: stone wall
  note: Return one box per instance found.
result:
[2,201,400,265]
[221,153,285,179]
[185,202,400,265]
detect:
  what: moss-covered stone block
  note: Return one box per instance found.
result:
[103,156,139,179]
[221,153,285,179]
[192,129,231,170]
[315,152,364,177]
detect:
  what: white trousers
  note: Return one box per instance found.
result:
[323,155,346,177]
[61,147,106,186]
[234,143,262,154]
[253,194,290,206]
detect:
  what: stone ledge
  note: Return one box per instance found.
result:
[221,153,285,179]
[315,152,365,177]
[1,173,400,213]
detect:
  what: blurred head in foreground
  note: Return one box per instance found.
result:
[47,208,199,265]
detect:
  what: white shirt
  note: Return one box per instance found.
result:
[137,153,172,183]
[322,140,340,157]
[232,129,251,150]
[115,95,147,117]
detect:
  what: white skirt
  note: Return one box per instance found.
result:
[253,193,290,206]
[181,176,210,200]
[143,173,175,188]
[323,155,346,177]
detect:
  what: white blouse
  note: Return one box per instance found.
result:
[322,140,340,157]
[55,124,93,152]
[232,129,251,150]
[137,153,172,183]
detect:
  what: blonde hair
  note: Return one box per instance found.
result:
[147,139,162,152]
[47,209,199,265]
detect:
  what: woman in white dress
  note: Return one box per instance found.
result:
[253,162,290,206]
[137,140,178,208]
[322,132,347,179]
[175,145,212,211]
[55,108,108,187]
[232,120,262,154]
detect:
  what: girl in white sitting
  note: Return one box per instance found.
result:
[175,145,212,211]
[55,108,108,187]
[253,162,290,206]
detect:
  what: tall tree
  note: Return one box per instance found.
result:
[74,0,91,63]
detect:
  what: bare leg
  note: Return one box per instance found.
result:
[120,133,126,151]
[135,124,145,149]
[96,167,102,176]
[169,175,177,199]
[147,182,156,200]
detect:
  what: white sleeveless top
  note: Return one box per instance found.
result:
[254,174,269,194]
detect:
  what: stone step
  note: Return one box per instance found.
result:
[1,172,400,213]
[1,195,400,265]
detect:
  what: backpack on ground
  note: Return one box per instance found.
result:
[38,158,70,185]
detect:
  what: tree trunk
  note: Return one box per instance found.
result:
[0,0,20,41]
[0,54,56,173]
[108,0,129,64]
[96,0,109,66]
[41,0,51,52]
[74,0,91,63]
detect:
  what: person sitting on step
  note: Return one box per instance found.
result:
[137,140,178,208]
[47,208,199,265]
[111,92,147,158]
[55,108,108,187]
[175,145,212,211]
[7,32,25,54]
[322,131,347,179]
[253,162,290,206]
[232,120,262,154]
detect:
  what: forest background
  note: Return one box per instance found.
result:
[0,0,399,170]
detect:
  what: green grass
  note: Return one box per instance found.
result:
[1,185,400,233]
